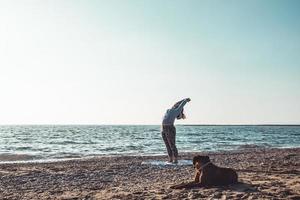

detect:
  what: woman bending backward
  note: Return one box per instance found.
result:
[161,98,191,163]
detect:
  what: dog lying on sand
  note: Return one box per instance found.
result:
[170,155,238,189]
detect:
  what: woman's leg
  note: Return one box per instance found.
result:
[166,126,178,163]
[161,127,173,162]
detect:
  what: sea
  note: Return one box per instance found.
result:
[0,125,299,162]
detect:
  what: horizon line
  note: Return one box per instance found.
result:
[0,123,300,126]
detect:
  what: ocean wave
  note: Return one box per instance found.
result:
[237,144,272,150]
[0,125,299,162]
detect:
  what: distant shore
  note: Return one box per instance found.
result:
[180,124,300,126]
[0,148,299,199]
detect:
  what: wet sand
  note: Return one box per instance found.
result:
[0,148,299,199]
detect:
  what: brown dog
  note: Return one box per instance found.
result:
[170,155,238,189]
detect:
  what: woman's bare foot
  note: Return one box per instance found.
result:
[167,157,173,163]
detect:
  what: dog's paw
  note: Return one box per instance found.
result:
[170,185,181,189]
[169,183,186,189]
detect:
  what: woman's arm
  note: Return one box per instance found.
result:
[175,98,191,111]
[173,99,185,107]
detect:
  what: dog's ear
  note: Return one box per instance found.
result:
[204,156,210,162]
[192,156,197,165]
[193,156,200,165]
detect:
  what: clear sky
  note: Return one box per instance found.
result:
[0,0,299,125]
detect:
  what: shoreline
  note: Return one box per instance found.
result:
[1,146,300,164]
[0,148,299,199]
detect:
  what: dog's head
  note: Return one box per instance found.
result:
[193,155,210,170]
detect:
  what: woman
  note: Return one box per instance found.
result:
[162,98,191,163]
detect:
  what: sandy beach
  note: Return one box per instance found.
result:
[0,148,299,200]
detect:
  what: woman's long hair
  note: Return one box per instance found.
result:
[172,101,186,120]
[177,110,186,120]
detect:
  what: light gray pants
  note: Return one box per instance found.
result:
[161,125,178,158]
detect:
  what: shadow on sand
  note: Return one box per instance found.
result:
[226,182,258,193]
[171,181,258,193]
